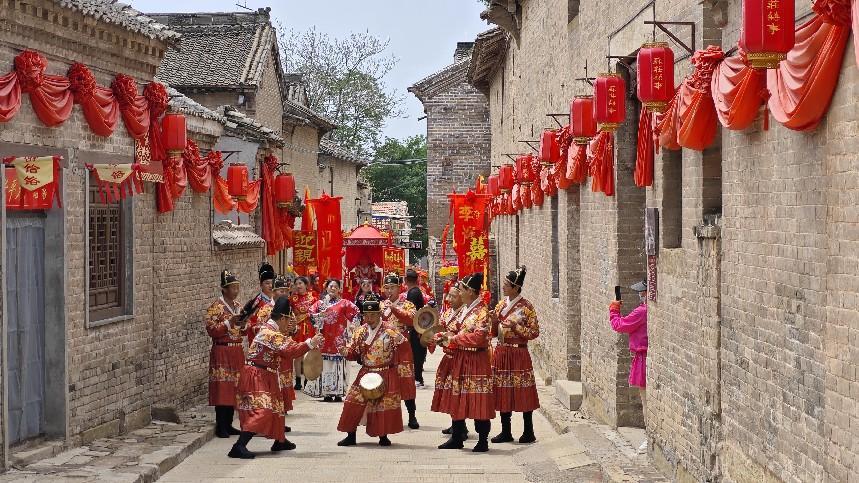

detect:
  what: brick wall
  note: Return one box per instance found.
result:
[253,50,284,136]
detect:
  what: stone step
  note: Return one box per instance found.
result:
[553,379,583,411]
[10,440,65,467]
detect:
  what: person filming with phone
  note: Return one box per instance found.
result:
[609,280,648,452]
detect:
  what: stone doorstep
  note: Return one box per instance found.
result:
[0,407,215,483]
[9,440,67,467]
[553,379,584,411]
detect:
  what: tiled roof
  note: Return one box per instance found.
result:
[212,221,264,249]
[408,55,471,102]
[319,139,368,166]
[467,28,509,95]
[372,201,410,218]
[149,9,276,89]
[217,105,284,146]
[283,98,336,132]
[55,0,180,41]
[165,86,224,122]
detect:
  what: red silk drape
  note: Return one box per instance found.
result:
[69,63,118,137]
[237,180,261,213]
[14,51,72,127]
[712,52,768,131]
[112,74,149,140]
[213,176,236,214]
[767,13,850,131]
[261,155,293,256]
[677,46,723,151]
[655,95,681,150]
[566,144,589,184]
[0,72,21,121]
[635,106,654,188]
[589,131,615,196]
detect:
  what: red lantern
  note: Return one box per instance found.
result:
[227,163,249,201]
[539,130,560,166]
[162,113,187,158]
[516,154,536,185]
[741,0,795,69]
[274,172,296,208]
[487,174,500,197]
[593,73,626,132]
[637,42,675,113]
[498,164,514,192]
[521,183,532,208]
[571,96,598,145]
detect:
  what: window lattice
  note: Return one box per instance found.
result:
[88,184,124,318]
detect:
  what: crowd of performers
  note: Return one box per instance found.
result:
[206,261,546,458]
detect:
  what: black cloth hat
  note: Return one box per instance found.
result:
[259,262,275,283]
[271,297,292,319]
[274,275,290,290]
[630,280,648,292]
[220,270,239,288]
[384,273,402,286]
[361,298,381,313]
[505,265,527,288]
[459,272,484,292]
[405,268,419,281]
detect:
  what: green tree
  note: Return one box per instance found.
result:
[280,27,404,158]
[362,135,427,263]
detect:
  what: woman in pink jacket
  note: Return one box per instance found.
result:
[609,280,648,450]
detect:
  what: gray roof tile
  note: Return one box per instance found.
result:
[55,0,180,41]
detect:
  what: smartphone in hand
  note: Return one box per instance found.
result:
[614,285,622,301]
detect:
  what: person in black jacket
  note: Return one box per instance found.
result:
[404,268,427,387]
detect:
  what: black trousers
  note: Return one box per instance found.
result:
[408,328,427,383]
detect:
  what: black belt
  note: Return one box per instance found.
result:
[214,342,242,347]
[458,347,487,352]
[497,343,527,348]
[247,362,276,373]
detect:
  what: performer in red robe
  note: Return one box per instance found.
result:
[304,279,360,401]
[289,276,318,390]
[272,276,296,434]
[206,270,246,438]
[337,297,407,447]
[244,263,276,345]
[431,282,470,441]
[229,298,323,459]
[489,266,540,444]
[381,273,420,429]
[436,272,495,452]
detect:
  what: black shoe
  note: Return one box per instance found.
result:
[284,426,291,433]
[408,415,420,430]
[379,436,391,446]
[461,431,470,441]
[441,426,452,435]
[337,432,357,447]
[438,436,464,449]
[472,440,489,452]
[215,426,230,438]
[294,377,302,390]
[227,426,241,436]
[227,444,255,459]
[518,433,537,444]
[334,396,343,403]
[323,396,333,402]
[491,432,514,444]
[271,439,296,452]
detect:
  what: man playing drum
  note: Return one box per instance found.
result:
[336,297,408,447]
[381,274,421,429]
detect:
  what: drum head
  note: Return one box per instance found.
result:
[360,372,383,390]
[419,325,440,347]
[414,306,439,334]
[302,349,323,380]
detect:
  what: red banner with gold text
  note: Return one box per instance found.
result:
[293,230,317,276]
[382,247,406,276]
[309,194,343,281]
[449,190,491,276]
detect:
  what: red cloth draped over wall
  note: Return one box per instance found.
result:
[635,106,654,188]
[260,155,295,256]
[589,131,615,196]
[310,194,344,281]
[69,63,118,137]
[712,52,768,131]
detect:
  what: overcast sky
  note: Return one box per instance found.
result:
[135,0,490,141]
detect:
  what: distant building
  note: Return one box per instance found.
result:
[371,201,412,260]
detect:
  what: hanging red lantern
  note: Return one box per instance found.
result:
[516,154,536,185]
[637,42,675,113]
[487,174,500,197]
[571,96,598,145]
[498,164,515,192]
[162,113,187,159]
[740,0,794,69]
[274,172,296,208]
[227,163,249,201]
[539,130,560,166]
[521,182,532,208]
[593,73,626,132]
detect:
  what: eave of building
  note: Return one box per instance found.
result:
[467,27,509,96]
[283,98,337,133]
[54,0,180,42]
[408,57,471,103]
[318,139,368,166]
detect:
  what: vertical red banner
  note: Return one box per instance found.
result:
[382,247,406,275]
[449,190,491,276]
[309,194,343,281]
[292,230,317,276]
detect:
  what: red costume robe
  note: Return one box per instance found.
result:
[303,297,360,398]
[437,299,495,421]
[492,296,540,412]
[290,292,318,343]
[244,294,273,346]
[337,322,407,437]
[382,296,417,401]
[430,304,463,413]
[205,297,246,406]
[236,320,311,441]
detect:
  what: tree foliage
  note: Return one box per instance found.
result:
[280,28,403,158]
[362,135,427,263]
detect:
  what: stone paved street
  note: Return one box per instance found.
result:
[161,350,556,483]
